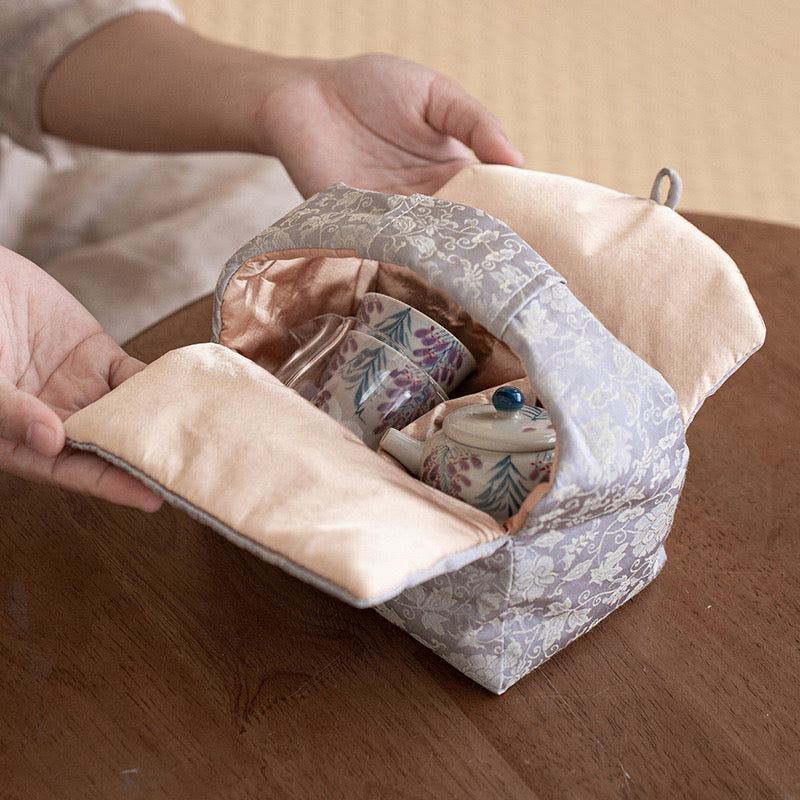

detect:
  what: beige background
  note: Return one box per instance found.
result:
[174,0,800,227]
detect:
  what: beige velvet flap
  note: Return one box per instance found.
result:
[435,165,766,423]
[64,343,505,607]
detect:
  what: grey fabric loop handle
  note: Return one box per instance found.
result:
[650,168,683,209]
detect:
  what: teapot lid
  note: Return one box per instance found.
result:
[443,387,556,453]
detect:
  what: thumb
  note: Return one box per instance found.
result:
[108,351,147,389]
[427,74,524,167]
[0,374,66,457]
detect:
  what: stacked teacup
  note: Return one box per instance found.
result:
[309,293,475,448]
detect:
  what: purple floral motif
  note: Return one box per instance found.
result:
[358,295,385,322]
[444,452,483,495]
[528,457,553,484]
[422,443,484,499]
[420,451,443,489]
[314,388,332,406]
[369,366,440,437]
[522,422,555,433]
[320,334,361,383]
[411,326,464,388]
[362,303,468,391]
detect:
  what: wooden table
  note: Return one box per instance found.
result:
[1,214,798,799]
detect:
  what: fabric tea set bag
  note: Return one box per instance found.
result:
[64,166,765,693]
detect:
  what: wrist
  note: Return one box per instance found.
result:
[243,56,329,159]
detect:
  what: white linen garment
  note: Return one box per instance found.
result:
[0,0,300,342]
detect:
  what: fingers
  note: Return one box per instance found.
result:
[108,351,147,389]
[0,372,161,512]
[0,437,163,513]
[0,374,65,457]
[468,115,526,168]
[426,73,524,168]
[54,448,165,513]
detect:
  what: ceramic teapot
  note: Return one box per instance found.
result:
[379,386,556,522]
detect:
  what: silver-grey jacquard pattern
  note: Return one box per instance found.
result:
[213,184,559,340]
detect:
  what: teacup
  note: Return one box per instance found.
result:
[310,328,446,449]
[274,314,355,399]
[356,292,476,393]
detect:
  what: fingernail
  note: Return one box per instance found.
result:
[26,421,60,456]
[139,491,164,513]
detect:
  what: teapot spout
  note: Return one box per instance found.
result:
[379,428,424,476]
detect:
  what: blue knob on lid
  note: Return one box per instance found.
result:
[444,386,554,452]
[492,386,525,413]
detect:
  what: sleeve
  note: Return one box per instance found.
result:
[0,0,185,155]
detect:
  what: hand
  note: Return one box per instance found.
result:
[40,13,523,199]
[255,54,524,197]
[0,247,162,511]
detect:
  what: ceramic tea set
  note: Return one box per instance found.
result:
[276,293,556,521]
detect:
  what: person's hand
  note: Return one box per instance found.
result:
[0,247,162,511]
[40,13,522,199]
[255,54,524,197]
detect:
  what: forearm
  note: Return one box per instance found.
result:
[40,12,294,155]
[39,11,522,197]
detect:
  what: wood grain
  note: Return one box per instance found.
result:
[1,216,798,799]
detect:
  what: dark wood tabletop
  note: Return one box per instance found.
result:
[1,213,798,799]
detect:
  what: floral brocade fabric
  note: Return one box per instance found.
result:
[214,184,687,693]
